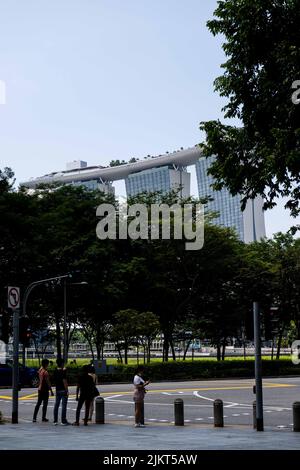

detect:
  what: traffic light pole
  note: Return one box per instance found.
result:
[12,308,20,424]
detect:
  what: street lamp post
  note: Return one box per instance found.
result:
[63,281,88,364]
[12,274,71,424]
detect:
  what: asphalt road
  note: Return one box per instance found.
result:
[0,377,299,429]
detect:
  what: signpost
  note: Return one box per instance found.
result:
[8,286,20,424]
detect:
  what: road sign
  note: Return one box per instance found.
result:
[8,287,20,310]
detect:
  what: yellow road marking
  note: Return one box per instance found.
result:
[0,382,296,401]
[99,383,296,396]
[20,392,39,400]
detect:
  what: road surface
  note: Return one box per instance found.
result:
[0,377,299,429]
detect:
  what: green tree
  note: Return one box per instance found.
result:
[200,0,300,229]
[110,309,140,364]
[138,312,160,363]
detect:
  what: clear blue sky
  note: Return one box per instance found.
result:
[0,0,298,236]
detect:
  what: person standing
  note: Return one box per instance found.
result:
[88,364,98,421]
[33,358,54,423]
[53,358,70,425]
[72,365,95,426]
[133,365,149,428]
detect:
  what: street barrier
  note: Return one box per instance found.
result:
[293,401,300,432]
[95,396,105,424]
[213,399,224,427]
[174,398,184,426]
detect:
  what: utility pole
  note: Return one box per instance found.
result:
[252,199,264,431]
[63,280,67,364]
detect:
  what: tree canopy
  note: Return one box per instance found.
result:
[1,167,300,362]
[200,0,300,230]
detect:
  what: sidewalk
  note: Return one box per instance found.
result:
[0,421,300,450]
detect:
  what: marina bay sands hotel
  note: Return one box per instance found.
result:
[21,145,266,243]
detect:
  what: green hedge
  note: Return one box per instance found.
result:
[111,359,300,382]
[48,359,300,385]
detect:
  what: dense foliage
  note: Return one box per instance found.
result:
[1,168,300,363]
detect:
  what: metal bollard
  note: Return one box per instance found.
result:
[213,399,224,427]
[95,396,105,424]
[293,402,300,432]
[253,401,257,429]
[135,402,145,425]
[174,398,184,426]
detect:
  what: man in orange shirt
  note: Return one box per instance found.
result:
[33,358,54,422]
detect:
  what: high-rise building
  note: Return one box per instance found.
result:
[21,146,201,198]
[125,165,190,198]
[195,156,266,242]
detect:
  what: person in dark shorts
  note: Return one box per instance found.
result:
[72,365,95,426]
[53,358,70,425]
[33,359,54,422]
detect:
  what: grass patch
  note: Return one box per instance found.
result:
[25,355,292,369]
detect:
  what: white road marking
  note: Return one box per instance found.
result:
[105,397,210,407]
[104,394,123,400]
[193,392,214,402]
[193,391,239,408]
[193,391,291,412]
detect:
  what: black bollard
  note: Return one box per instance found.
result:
[213,399,224,427]
[174,398,184,426]
[253,401,257,429]
[293,402,300,432]
[135,402,145,425]
[95,396,105,424]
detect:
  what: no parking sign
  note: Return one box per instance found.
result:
[7,286,20,310]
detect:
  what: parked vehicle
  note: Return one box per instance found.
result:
[0,360,39,388]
